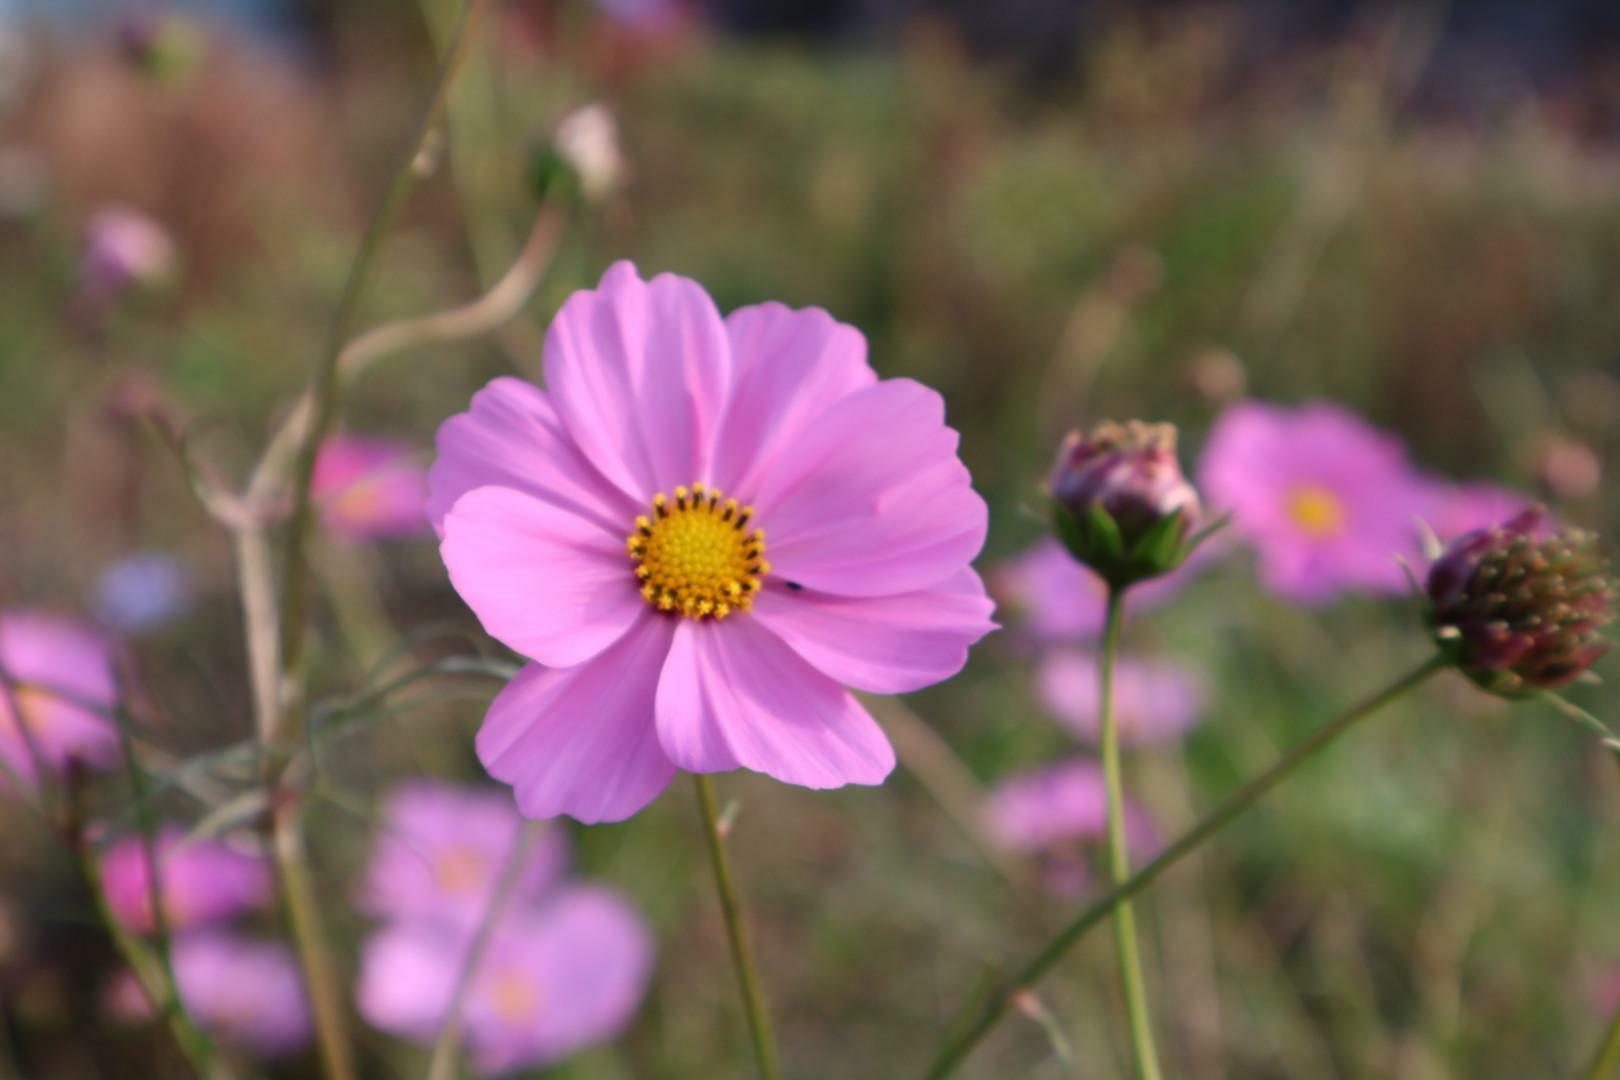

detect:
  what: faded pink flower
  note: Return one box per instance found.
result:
[1198,400,1431,604]
[1037,650,1208,746]
[431,262,995,822]
[360,781,569,927]
[984,759,1159,898]
[991,539,1195,642]
[78,205,176,308]
[312,435,430,542]
[100,826,271,934]
[172,933,311,1057]
[0,611,121,789]
[358,885,654,1075]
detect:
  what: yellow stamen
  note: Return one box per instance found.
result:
[627,485,769,620]
[1287,484,1348,538]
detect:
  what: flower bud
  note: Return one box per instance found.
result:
[78,206,178,312]
[1426,508,1615,696]
[533,104,626,207]
[1048,420,1202,588]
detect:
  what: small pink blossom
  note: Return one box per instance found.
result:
[172,933,311,1057]
[431,262,995,822]
[99,826,271,934]
[78,205,176,309]
[991,539,1195,642]
[360,781,569,927]
[1198,400,1431,604]
[0,611,121,790]
[312,435,430,542]
[358,886,654,1075]
[985,759,1159,898]
[1037,650,1208,746]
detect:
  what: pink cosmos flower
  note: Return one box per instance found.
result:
[358,885,654,1075]
[1037,650,1208,746]
[113,933,312,1057]
[0,611,122,789]
[1198,400,1430,604]
[78,205,176,309]
[1418,479,1539,544]
[172,933,311,1057]
[430,262,995,823]
[100,826,271,934]
[312,435,430,542]
[359,781,569,926]
[984,759,1159,897]
[991,539,1194,642]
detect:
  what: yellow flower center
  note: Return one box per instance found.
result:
[1287,484,1348,538]
[433,846,489,897]
[487,968,541,1024]
[627,484,768,620]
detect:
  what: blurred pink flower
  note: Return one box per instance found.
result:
[78,205,176,308]
[172,933,311,1057]
[100,826,271,934]
[1198,400,1430,604]
[0,611,121,789]
[312,435,430,542]
[1037,650,1208,746]
[1418,479,1539,544]
[991,539,1194,642]
[984,759,1159,897]
[430,262,995,822]
[358,885,654,1075]
[360,781,569,927]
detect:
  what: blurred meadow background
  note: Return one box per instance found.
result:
[1,0,1619,1076]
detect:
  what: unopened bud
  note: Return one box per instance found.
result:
[1427,508,1614,696]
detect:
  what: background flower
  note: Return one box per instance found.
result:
[991,539,1197,642]
[312,435,430,542]
[0,611,121,789]
[99,826,271,934]
[358,885,654,1075]
[1198,400,1431,604]
[359,781,570,926]
[92,551,192,634]
[171,932,311,1058]
[1036,650,1207,746]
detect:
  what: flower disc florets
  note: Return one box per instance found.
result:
[1048,420,1202,588]
[627,484,768,620]
[1426,508,1615,697]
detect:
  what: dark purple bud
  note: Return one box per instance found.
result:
[1426,508,1615,696]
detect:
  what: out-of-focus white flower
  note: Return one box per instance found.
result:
[554,104,626,203]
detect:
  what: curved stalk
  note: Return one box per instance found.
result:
[925,655,1447,1078]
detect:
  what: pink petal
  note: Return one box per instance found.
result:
[655,619,895,788]
[543,261,731,501]
[428,377,638,539]
[708,302,875,497]
[752,379,987,597]
[441,487,643,668]
[477,617,677,824]
[749,570,996,694]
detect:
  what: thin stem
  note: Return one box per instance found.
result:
[270,800,355,1080]
[1583,998,1620,1079]
[693,774,781,1080]
[1099,589,1162,1080]
[425,822,541,1080]
[73,806,215,1075]
[925,655,1448,1078]
[271,0,491,736]
[253,7,489,1077]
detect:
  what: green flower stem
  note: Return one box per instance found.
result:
[1099,588,1163,1080]
[1583,999,1620,1079]
[925,654,1448,1078]
[693,774,782,1080]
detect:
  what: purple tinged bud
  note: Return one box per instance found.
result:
[1048,420,1201,586]
[1426,508,1615,696]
